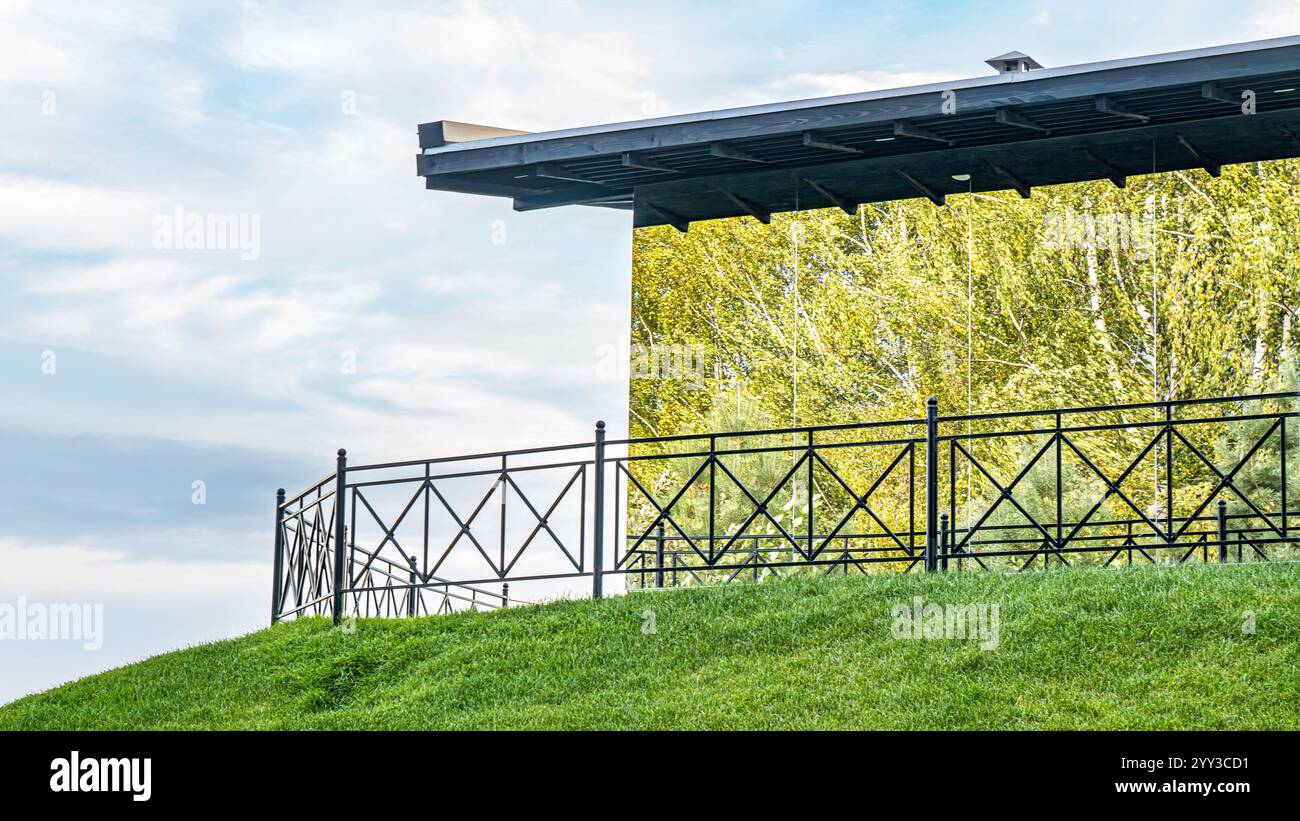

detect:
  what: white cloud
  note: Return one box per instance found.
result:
[230,0,655,129]
[0,176,160,253]
[29,259,201,295]
[758,70,965,101]
[1247,1,1300,33]
[0,0,176,87]
[0,538,262,603]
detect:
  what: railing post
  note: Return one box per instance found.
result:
[407,555,419,617]
[939,512,949,573]
[502,583,510,609]
[592,421,606,599]
[272,488,286,623]
[924,397,940,573]
[655,521,666,589]
[1217,499,1228,564]
[1281,414,1289,539]
[332,448,348,625]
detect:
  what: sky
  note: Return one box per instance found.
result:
[1,0,1297,704]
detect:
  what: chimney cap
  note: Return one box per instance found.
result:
[986,51,1044,74]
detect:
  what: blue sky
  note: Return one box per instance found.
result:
[1,0,1296,703]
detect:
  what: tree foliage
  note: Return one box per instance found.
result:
[625,161,1300,577]
[631,161,1300,438]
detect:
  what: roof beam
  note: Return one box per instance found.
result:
[894,121,954,145]
[995,107,1052,134]
[644,202,691,233]
[897,170,945,206]
[585,200,634,211]
[1278,125,1300,152]
[622,152,680,173]
[802,131,864,154]
[1081,149,1128,188]
[423,175,541,198]
[1200,81,1240,106]
[1176,134,1222,176]
[534,163,602,185]
[984,160,1032,198]
[418,120,531,149]
[1095,95,1151,123]
[513,184,633,211]
[717,189,772,224]
[801,177,859,216]
[709,142,769,163]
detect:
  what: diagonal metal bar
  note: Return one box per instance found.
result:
[722,544,766,583]
[1058,430,1168,548]
[502,468,584,574]
[349,484,426,583]
[1104,529,1153,565]
[1240,532,1271,561]
[1169,420,1285,541]
[712,453,811,562]
[1179,534,1209,564]
[810,446,912,557]
[1064,431,1170,541]
[952,435,1059,551]
[617,462,707,565]
[427,479,501,577]
[620,457,714,565]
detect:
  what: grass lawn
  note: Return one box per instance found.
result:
[2,562,1296,730]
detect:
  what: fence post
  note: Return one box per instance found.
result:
[924,397,940,573]
[655,521,666,589]
[332,449,348,625]
[502,583,510,609]
[1281,415,1288,539]
[407,555,419,617]
[939,512,949,573]
[592,421,606,599]
[272,488,286,623]
[1217,499,1228,565]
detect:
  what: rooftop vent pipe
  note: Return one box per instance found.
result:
[985,51,1043,74]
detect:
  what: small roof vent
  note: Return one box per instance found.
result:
[985,51,1043,74]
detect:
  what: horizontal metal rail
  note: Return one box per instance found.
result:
[272,392,1300,622]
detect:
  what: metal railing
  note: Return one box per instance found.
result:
[271,392,1299,623]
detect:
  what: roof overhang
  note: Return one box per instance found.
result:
[418,35,1300,230]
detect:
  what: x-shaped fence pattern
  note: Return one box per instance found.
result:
[273,394,1298,623]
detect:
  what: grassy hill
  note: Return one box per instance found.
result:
[2,562,1297,730]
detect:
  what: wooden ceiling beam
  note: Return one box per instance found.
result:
[995,107,1052,134]
[717,189,772,224]
[709,142,770,163]
[1081,149,1128,188]
[897,170,946,206]
[984,160,1032,198]
[802,178,859,216]
[894,121,954,145]
[644,202,691,233]
[622,152,681,173]
[802,131,864,154]
[1095,95,1151,123]
[1176,134,1222,176]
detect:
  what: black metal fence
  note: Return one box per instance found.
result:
[272,392,1299,623]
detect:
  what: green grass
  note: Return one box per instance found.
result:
[3,562,1297,730]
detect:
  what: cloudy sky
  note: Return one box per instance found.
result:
[1,0,1296,703]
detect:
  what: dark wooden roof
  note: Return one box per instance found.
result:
[418,36,1300,230]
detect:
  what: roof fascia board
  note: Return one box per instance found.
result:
[418,37,1300,176]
